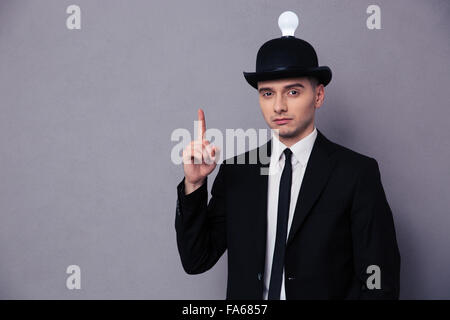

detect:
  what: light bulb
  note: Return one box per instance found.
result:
[278,11,299,37]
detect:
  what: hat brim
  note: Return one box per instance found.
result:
[243,66,332,89]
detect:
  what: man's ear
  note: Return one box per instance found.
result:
[314,85,325,108]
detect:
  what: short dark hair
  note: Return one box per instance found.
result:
[308,76,319,89]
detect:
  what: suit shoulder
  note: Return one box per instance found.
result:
[327,138,378,170]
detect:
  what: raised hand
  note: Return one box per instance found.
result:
[182,108,219,194]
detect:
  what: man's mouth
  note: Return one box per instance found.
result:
[273,118,292,125]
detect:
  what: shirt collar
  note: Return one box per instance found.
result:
[270,126,318,169]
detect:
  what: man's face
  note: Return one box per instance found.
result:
[257,77,324,145]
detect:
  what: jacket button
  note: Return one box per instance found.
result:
[176,200,181,216]
[257,272,262,281]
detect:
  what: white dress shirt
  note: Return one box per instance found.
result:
[263,126,318,300]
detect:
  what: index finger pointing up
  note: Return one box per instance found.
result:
[197,108,206,141]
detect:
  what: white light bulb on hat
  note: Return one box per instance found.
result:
[278,11,299,37]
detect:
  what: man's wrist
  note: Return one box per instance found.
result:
[184,178,206,195]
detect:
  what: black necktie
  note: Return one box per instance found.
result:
[268,148,293,300]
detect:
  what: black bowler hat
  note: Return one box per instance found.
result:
[243,11,332,89]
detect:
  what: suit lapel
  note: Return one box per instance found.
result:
[286,129,337,246]
[254,139,271,274]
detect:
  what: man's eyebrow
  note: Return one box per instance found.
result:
[284,83,305,89]
[258,82,305,93]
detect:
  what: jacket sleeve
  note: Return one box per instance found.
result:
[174,163,227,275]
[350,158,401,299]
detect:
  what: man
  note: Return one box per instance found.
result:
[175,11,400,300]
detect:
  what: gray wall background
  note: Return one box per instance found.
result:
[0,0,449,299]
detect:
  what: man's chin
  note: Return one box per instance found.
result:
[272,127,295,138]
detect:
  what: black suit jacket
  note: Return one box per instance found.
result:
[175,129,401,299]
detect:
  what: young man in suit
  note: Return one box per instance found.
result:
[175,11,400,300]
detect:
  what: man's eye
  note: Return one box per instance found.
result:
[289,90,298,95]
[263,92,272,97]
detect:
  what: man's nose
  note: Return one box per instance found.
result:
[273,95,287,113]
